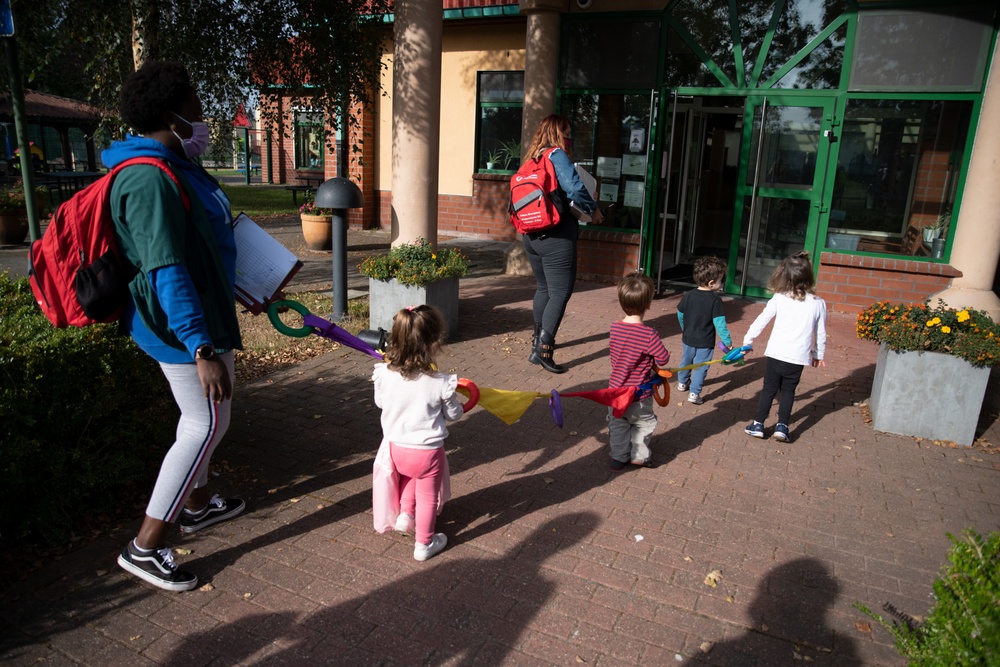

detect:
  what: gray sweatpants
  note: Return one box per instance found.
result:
[607,398,657,464]
[146,352,234,523]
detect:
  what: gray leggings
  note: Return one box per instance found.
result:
[146,352,234,522]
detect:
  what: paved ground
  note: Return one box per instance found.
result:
[2,230,999,666]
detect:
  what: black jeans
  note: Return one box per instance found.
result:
[755,357,804,425]
[522,230,577,337]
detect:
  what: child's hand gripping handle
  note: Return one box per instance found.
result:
[720,344,752,365]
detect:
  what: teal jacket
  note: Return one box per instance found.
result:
[104,137,242,358]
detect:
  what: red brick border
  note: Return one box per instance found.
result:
[817,251,962,314]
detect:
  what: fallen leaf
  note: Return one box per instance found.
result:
[885,531,894,537]
[95,569,107,577]
[855,621,872,634]
[542,477,555,485]
[289,497,300,503]
[704,569,723,587]
[684,555,693,562]
[634,535,644,542]
[243,593,253,599]
[843,445,853,450]
[826,488,836,494]
[761,624,769,632]
[699,642,714,653]
[130,635,143,641]
[268,488,278,494]
[199,583,215,591]
[725,595,735,603]
[174,548,192,555]
[575,657,586,664]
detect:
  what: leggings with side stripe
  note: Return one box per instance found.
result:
[146,351,234,523]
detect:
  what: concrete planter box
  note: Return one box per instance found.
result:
[368,277,459,340]
[869,343,990,446]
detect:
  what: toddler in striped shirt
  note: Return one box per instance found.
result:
[607,272,671,470]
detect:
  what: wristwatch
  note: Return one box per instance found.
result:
[195,344,217,361]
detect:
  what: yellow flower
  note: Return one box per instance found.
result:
[941,326,951,334]
[957,310,970,322]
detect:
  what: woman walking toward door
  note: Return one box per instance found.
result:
[521,114,603,374]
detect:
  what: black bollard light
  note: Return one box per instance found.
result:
[313,177,364,321]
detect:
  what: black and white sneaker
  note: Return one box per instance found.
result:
[179,495,245,534]
[117,540,198,592]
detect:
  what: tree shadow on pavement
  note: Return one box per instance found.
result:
[682,557,861,666]
[162,512,601,667]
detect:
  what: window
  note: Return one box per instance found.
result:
[561,18,659,89]
[849,6,995,92]
[561,93,653,232]
[824,99,972,258]
[293,110,324,171]
[476,71,523,173]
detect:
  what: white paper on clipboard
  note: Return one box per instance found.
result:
[231,212,303,315]
[570,164,598,222]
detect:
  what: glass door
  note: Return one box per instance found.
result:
[728,95,836,297]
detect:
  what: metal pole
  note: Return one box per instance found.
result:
[331,208,348,320]
[655,91,679,294]
[4,34,40,241]
[740,98,768,296]
[243,126,251,185]
[265,130,273,184]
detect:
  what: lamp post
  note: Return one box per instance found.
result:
[313,177,364,321]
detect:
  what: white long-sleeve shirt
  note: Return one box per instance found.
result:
[743,292,827,366]
[372,364,463,449]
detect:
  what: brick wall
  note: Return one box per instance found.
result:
[578,229,641,283]
[374,179,637,283]
[817,252,961,314]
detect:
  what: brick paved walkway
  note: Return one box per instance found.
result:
[3,259,999,666]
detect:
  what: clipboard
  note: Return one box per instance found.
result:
[231,212,303,315]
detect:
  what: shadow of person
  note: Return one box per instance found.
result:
[683,558,861,666]
[161,512,601,666]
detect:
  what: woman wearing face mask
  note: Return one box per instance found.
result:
[103,60,245,592]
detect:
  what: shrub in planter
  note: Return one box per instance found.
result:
[856,529,1000,666]
[0,273,176,545]
[357,237,470,287]
[856,300,1000,368]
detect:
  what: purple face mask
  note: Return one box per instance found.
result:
[171,113,210,159]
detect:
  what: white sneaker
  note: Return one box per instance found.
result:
[677,382,688,392]
[688,392,703,405]
[394,513,413,534]
[413,533,447,561]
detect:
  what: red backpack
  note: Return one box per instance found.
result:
[28,157,190,327]
[509,148,565,235]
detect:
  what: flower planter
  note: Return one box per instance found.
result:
[0,210,28,245]
[368,277,459,340]
[869,343,990,446]
[301,213,332,251]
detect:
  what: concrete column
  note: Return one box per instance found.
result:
[391,0,442,247]
[932,46,1000,321]
[519,0,566,151]
[505,1,567,276]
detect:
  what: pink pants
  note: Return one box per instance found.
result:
[390,443,446,546]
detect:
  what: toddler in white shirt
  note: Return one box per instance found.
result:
[743,252,827,442]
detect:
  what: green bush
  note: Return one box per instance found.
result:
[856,529,1000,665]
[0,273,176,545]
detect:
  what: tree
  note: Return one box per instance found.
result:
[2,0,392,148]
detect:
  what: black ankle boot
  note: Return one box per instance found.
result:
[537,330,567,374]
[528,323,542,365]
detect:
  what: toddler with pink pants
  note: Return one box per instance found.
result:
[372,305,463,561]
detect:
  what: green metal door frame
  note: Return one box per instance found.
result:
[727,93,839,298]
